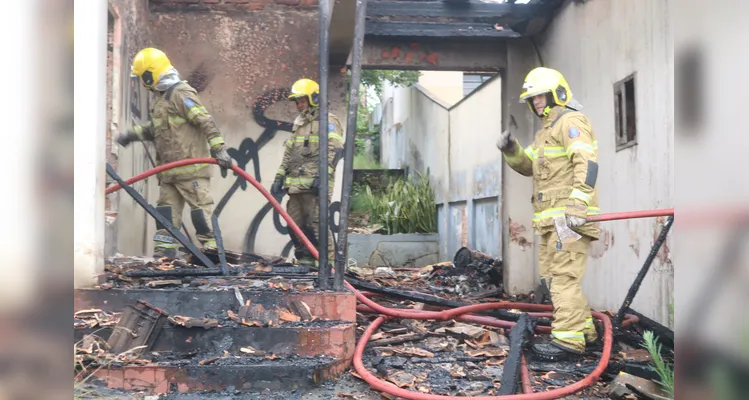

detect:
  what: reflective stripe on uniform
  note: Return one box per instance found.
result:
[524,146,538,161]
[329,132,344,143]
[566,140,598,158]
[133,125,144,139]
[154,242,179,249]
[285,140,293,148]
[285,177,315,186]
[551,330,585,342]
[584,318,594,329]
[162,163,209,176]
[543,146,567,158]
[570,188,592,205]
[153,118,163,128]
[533,206,601,222]
[209,137,224,148]
[276,168,286,177]
[203,240,217,249]
[168,115,187,125]
[328,166,334,175]
[187,105,208,121]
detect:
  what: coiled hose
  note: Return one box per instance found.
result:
[106,158,673,399]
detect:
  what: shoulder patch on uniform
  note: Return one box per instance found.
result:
[568,126,580,139]
[183,98,197,109]
[328,123,336,132]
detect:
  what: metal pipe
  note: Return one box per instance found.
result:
[318,0,331,289]
[334,0,369,291]
[105,163,218,271]
[614,215,674,327]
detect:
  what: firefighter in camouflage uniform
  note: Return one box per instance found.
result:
[271,78,344,267]
[497,67,601,360]
[117,48,233,258]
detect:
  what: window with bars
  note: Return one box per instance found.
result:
[614,73,637,151]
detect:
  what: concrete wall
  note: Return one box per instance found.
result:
[378,77,503,263]
[348,234,440,268]
[109,1,351,258]
[508,0,674,325]
[74,0,110,288]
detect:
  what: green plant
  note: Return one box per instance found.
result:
[643,330,675,399]
[361,70,422,96]
[360,170,437,234]
[353,153,382,170]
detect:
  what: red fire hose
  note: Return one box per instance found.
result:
[106,158,671,399]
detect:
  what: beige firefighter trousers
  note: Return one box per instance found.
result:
[286,193,334,265]
[154,178,217,253]
[538,230,598,352]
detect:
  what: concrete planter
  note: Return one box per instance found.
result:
[347,233,440,268]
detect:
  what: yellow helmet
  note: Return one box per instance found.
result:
[131,48,174,89]
[519,67,572,116]
[288,78,320,107]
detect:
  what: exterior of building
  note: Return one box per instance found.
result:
[377,0,673,326]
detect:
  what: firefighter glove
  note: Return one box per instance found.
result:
[496,130,518,154]
[212,144,233,170]
[565,198,588,228]
[271,175,286,202]
[117,130,140,148]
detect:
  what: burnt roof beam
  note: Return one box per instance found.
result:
[367,0,551,20]
[365,21,522,38]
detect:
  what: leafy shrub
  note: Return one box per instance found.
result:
[359,170,437,234]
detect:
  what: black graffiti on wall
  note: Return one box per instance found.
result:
[211,88,342,258]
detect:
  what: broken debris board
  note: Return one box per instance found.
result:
[499,313,536,395]
[107,300,168,355]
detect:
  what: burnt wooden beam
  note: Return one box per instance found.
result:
[366,21,521,38]
[367,1,549,19]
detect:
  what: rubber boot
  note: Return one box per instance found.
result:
[532,340,583,362]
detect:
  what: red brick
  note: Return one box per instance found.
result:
[107,369,125,388]
[300,0,318,5]
[124,367,156,391]
[151,0,200,3]
[275,0,300,5]
[203,0,221,3]
[225,0,250,3]
[153,368,169,394]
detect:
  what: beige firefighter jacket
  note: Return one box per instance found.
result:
[502,106,600,240]
[133,81,225,184]
[276,108,345,195]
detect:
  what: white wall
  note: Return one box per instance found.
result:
[533,0,674,326]
[74,0,108,287]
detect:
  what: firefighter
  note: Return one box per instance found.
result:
[496,67,600,360]
[116,47,233,258]
[270,78,344,267]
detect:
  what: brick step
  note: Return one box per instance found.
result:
[82,355,349,394]
[75,321,355,358]
[75,287,356,321]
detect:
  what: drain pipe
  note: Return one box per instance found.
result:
[318,0,331,289]
[334,0,368,291]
